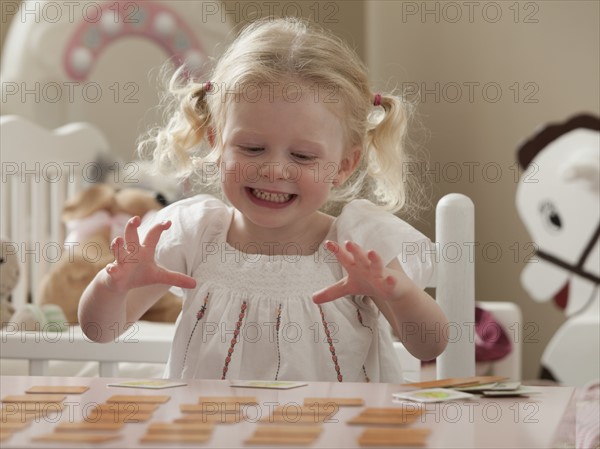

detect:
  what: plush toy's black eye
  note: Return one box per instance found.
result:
[539,201,562,232]
[0,257,5,264]
[155,193,168,206]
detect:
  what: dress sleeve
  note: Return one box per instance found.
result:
[137,194,231,277]
[331,199,435,289]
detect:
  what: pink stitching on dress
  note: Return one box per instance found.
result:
[182,293,209,369]
[318,305,343,382]
[274,303,283,380]
[221,301,247,380]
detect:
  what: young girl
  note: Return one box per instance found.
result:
[79,18,448,383]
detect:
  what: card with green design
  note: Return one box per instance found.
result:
[393,388,474,403]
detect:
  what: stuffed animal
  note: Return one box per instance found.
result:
[95,156,189,205]
[0,237,20,327]
[38,184,183,324]
[516,113,599,386]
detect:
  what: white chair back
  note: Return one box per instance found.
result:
[434,193,476,379]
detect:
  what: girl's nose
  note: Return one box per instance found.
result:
[259,160,287,181]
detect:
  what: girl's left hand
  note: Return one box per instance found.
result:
[312,240,401,304]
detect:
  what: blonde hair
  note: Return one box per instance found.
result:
[139,17,425,216]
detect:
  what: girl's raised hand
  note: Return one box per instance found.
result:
[105,216,196,293]
[312,240,401,304]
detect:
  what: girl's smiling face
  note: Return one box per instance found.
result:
[219,83,359,236]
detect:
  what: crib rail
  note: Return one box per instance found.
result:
[1,304,521,380]
[0,322,173,377]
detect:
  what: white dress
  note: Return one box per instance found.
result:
[141,195,434,383]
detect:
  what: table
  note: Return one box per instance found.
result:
[0,375,574,448]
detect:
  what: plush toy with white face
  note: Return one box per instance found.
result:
[516,114,599,386]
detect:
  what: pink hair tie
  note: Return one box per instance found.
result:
[205,81,212,92]
[373,93,382,106]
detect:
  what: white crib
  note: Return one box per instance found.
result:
[0,115,110,309]
[0,116,522,381]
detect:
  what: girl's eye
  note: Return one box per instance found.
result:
[292,153,316,162]
[240,147,264,154]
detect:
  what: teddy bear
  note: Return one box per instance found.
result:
[0,237,20,327]
[38,184,183,324]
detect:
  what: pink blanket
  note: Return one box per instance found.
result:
[553,381,600,449]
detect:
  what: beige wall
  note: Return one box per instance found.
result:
[222,0,365,59]
[0,1,18,55]
[2,1,598,380]
[366,0,599,379]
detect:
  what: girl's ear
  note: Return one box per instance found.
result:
[335,146,362,185]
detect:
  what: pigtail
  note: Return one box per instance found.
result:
[137,67,215,181]
[186,82,213,144]
[365,93,424,217]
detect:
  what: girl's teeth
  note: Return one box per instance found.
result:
[252,189,291,203]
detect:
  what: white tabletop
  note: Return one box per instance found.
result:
[1,375,574,448]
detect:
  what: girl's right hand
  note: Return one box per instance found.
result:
[105,216,197,293]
